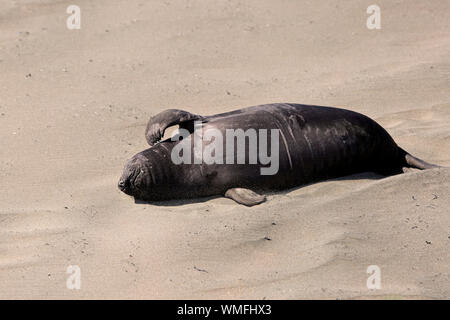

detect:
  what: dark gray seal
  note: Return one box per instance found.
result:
[118,103,440,206]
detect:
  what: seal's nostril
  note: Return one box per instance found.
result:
[118,180,126,190]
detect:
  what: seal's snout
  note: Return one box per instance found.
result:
[118,163,136,195]
[119,153,152,198]
[118,176,132,195]
[118,179,127,192]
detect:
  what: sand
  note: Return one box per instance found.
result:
[0,0,449,299]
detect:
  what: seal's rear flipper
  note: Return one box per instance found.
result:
[145,109,203,146]
[398,147,441,170]
[225,188,266,206]
[405,153,441,170]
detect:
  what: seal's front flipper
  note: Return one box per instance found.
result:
[225,188,266,206]
[145,109,203,146]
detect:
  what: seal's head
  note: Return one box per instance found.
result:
[118,152,153,199]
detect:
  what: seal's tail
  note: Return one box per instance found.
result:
[398,147,441,170]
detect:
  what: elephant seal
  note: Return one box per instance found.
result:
[118,103,440,206]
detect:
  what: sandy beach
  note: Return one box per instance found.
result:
[0,0,449,299]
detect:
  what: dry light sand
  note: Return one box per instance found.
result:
[0,0,449,299]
